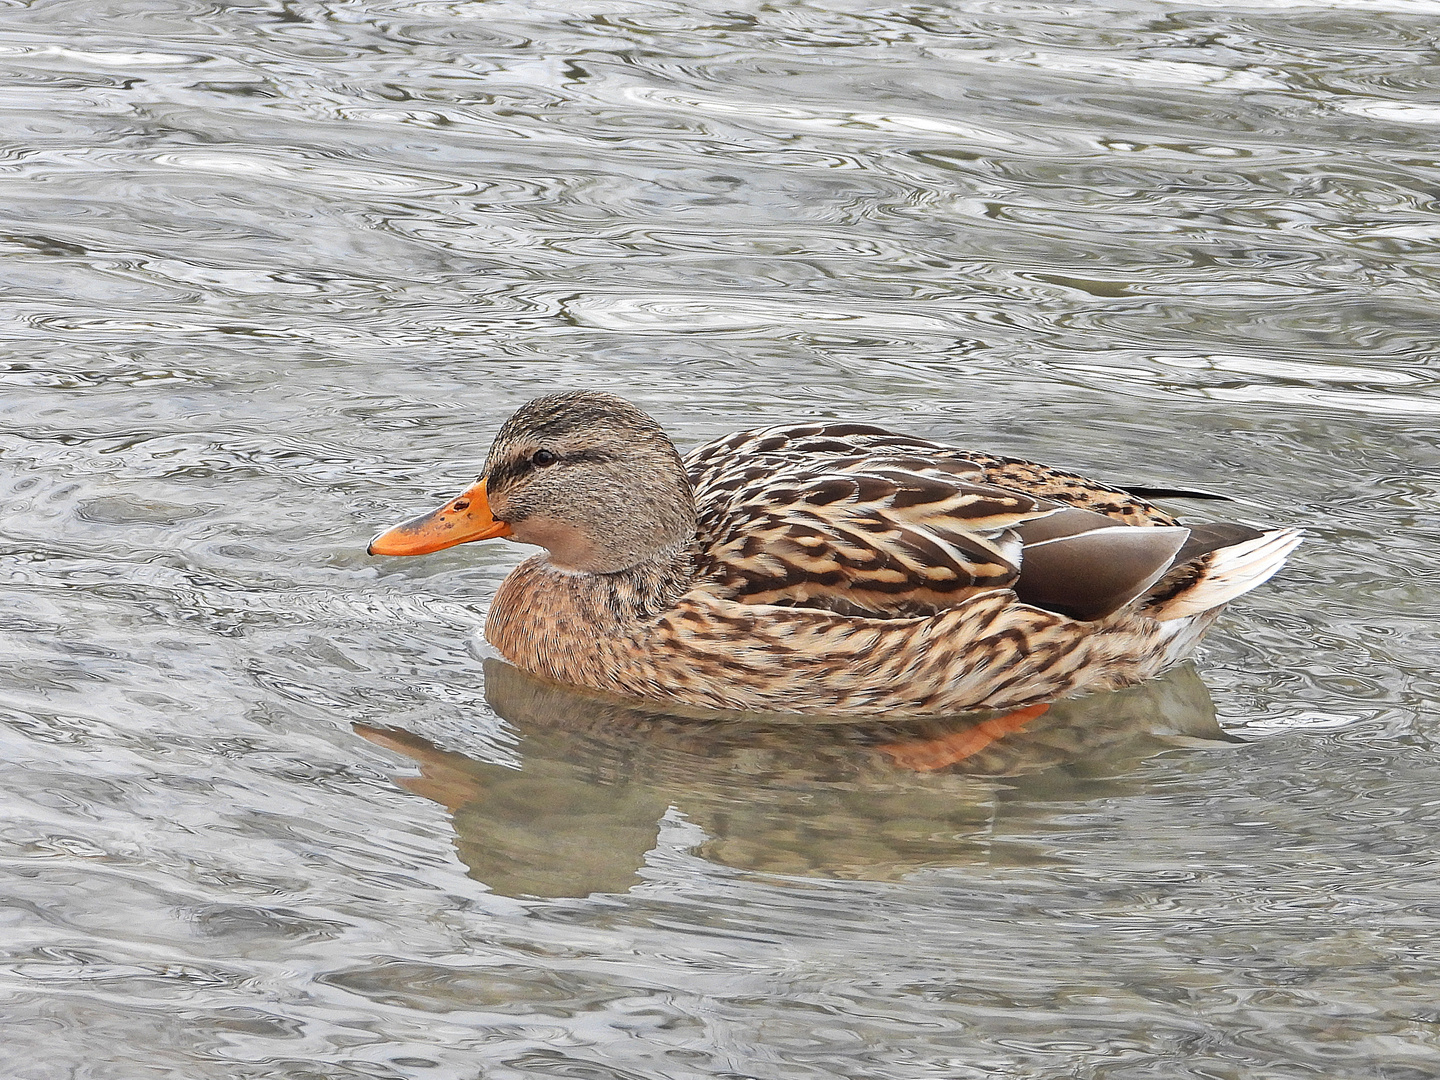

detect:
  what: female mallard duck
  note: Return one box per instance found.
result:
[369,391,1299,717]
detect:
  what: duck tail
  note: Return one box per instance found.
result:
[1145,527,1303,622]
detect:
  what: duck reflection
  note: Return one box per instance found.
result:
[358,659,1229,898]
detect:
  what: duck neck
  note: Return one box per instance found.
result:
[485,541,697,676]
[596,540,699,622]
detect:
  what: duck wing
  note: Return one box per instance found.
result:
[685,423,1195,621]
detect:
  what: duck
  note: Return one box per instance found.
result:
[369,390,1300,718]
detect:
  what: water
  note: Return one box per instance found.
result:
[2,0,1439,1076]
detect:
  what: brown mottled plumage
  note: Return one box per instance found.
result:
[369,391,1301,717]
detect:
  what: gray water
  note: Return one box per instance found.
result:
[3,1,1440,1077]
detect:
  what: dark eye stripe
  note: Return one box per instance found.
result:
[560,449,614,466]
[487,448,616,490]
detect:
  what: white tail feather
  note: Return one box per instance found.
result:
[1153,528,1303,621]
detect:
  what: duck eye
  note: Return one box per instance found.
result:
[531,448,557,467]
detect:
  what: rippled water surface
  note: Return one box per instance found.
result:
[4,0,1440,1076]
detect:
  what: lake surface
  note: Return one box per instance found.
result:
[3,0,1439,1076]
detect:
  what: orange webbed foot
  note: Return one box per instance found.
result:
[878,703,1052,772]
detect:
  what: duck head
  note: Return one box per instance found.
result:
[368,391,697,574]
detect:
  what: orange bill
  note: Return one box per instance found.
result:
[368,478,512,556]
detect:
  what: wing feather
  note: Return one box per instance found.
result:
[687,425,1062,617]
[684,422,1199,621]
